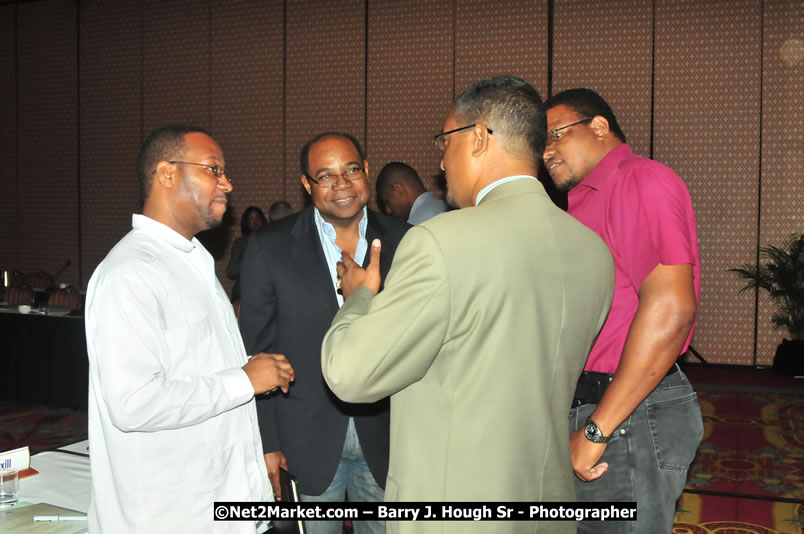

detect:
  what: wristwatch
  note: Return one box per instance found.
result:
[583,417,611,443]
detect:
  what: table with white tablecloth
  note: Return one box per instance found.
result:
[22,444,91,512]
[0,443,90,533]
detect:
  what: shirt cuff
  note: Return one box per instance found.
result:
[217,366,255,407]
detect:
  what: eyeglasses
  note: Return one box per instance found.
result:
[433,124,494,151]
[546,118,592,147]
[169,160,229,180]
[306,167,365,189]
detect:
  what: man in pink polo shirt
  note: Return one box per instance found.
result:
[544,88,703,533]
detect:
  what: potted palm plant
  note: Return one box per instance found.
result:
[729,232,804,376]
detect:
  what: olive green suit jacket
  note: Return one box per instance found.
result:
[322,179,614,533]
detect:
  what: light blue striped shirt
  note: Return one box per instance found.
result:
[474,175,539,205]
[313,206,368,307]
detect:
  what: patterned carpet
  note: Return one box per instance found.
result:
[675,365,804,534]
[0,365,802,533]
[0,401,87,454]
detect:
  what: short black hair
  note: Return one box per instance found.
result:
[376,162,423,197]
[268,200,293,222]
[453,76,546,160]
[240,206,267,236]
[299,132,365,178]
[137,125,212,203]
[544,88,627,143]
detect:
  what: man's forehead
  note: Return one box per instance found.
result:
[546,105,581,127]
[310,136,360,164]
[184,132,223,158]
[442,110,459,131]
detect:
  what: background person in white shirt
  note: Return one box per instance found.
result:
[375,161,448,225]
[85,126,295,533]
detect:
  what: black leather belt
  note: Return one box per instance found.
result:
[572,364,679,407]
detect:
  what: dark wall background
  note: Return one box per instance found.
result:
[0,0,801,365]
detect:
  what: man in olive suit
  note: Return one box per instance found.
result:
[321,76,615,534]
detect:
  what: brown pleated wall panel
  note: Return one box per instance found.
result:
[17,0,79,286]
[142,0,223,280]
[142,0,210,133]
[79,0,143,286]
[285,0,366,208]
[367,0,453,201]
[654,0,763,365]
[211,0,284,296]
[552,0,653,158]
[757,0,803,364]
[455,0,549,104]
[0,6,18,272]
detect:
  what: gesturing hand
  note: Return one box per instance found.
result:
[336,238,382,298]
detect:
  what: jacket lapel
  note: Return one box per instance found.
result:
[288,208,340,315]
[365,211,394,288]
[364,212,379,269]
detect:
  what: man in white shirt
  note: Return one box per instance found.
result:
[85,126,295,533]
[375,161,447,224]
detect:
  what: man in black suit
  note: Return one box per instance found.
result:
[240,132,408,534]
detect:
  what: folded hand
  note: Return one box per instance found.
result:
[243,353,295,394]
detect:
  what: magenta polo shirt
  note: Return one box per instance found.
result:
[568,144,701,374]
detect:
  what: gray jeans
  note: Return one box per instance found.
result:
[569,366,703,534]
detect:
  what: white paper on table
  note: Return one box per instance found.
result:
[0,502,86,533]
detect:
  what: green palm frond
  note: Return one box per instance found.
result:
[728,232,804,340]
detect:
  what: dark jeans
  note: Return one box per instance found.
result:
[569,367,703,534]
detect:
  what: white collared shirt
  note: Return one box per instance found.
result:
[313,206,368,307]
[474,175,539,205]
[85,214,270,533]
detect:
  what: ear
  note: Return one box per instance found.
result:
[590,116,610,139]
[470,124,492,158]
[392,183,405,196]
[300,175,312,196]
[363,160,370,180]
[155,161,175,189]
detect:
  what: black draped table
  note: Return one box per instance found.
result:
[0,308,88,410]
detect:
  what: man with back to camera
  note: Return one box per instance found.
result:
[320,76,615,533]
[84,126,295,533]
[543,88,703,533]
[268,200,294,222]
[375,161,448,224]
[239,132,409,534]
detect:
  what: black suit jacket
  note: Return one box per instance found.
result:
[239,206,409,495]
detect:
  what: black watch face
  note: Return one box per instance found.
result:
[585,422,604,443]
